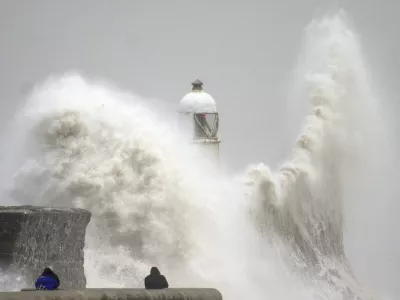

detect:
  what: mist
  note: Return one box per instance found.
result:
[0,1,400,298]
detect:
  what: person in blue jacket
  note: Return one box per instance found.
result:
[35,267,60,290]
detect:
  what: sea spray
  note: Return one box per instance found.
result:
[245,11,388,299]
[0,10,392,300]
[0,74,311,299]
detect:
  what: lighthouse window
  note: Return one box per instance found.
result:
[194,113,219,139]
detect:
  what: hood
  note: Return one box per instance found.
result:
[150,267,160,275]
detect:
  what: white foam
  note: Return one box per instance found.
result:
[0,10,393,300]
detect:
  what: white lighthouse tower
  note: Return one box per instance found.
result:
[178,79,220,161]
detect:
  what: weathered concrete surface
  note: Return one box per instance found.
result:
[0,206,91,289]
[0,288,223,300]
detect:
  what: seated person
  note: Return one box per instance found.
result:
[35,267,60,290]
[144,267,169,289]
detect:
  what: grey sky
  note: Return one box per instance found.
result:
[1,0,399,172]
[1,0,400,297]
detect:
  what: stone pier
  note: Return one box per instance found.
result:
[0,288,223,300]
[0,206,91,289]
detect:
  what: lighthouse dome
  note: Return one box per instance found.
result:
[179,79,217,113]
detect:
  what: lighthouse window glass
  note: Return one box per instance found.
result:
[194,113,219,139]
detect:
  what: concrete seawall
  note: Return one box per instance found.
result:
[0,288,223,300]
[0,206,91,289]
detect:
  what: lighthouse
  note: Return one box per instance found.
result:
[178,79,220,161]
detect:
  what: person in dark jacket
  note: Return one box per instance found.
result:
[144,267,169,289]
[35,267,60,290]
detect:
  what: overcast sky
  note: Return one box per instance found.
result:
[1,0,399,171]
[1,0,400,297]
